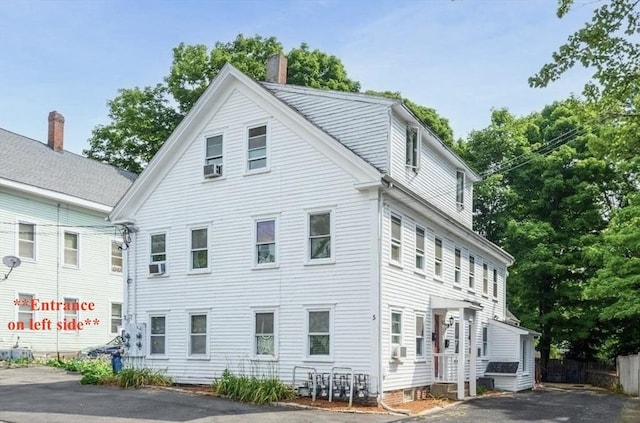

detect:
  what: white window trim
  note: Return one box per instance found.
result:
[62,230,80,269]
[390,214,402,266]
[454,248,461,285]
[493,268,499,298]
[149,230,169,277]
[414,225,426,274]
[456,170,465,210]
[304,305,334,362]
[482,325,488,358]
[482,262,489,296]
[16,220,37,262]
[110,302,123,335]
[253,215,279,269]
[434,237,443,280]
[202,130,226,181]
[415,312,425,360]
[61,296,80,333]
[187,224,210,274]
[110,239,123,275]
[252,307,279,361]
[521,338,530,374]
[186,310,210,359]
[244,120,271,175]
[304,207,336,265]
[390,309,403,361]
[405,125,420,172]
[454,321,460,354]
[15,291,37,331]
[148,313,168,359]
[468,254,476,290]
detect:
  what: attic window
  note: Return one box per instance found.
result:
[406,126,419,170]
[456,170,465,210]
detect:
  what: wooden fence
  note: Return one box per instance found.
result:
[618,354,639,396]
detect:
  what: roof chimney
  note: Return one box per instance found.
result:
[266,53,287,84]
[48,111,65,153]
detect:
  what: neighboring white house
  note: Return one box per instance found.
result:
[109,55,538,403]
[0,113,135,356]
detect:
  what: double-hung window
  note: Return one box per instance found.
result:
[390,215,402,264]
[434,238,443,278]
[493,268,498,298]
[17,293,34,327]
[111,240,123,273]
[255,311,275,357]
[454,248,461,284]
[205,135,223,176]
[190,228,208,271]
[308,309,331,357]
[255,219,276,266]
[483,263,489,295]
[415,314,425,358]
[391,311,402,345]
[150,315,166,356]
[406,126,419,170]
[63,298,79,331]
[308,211,332,262]
[189,313,207,356]
[18,223,35,259]
[63,231,79,267]
[469,255,475,289]
[111,303,122,334]
[247,125,267,171]
[482,326,488,357]
[415,226,425,271]
[456,170,465,209]
[150,233,166,264]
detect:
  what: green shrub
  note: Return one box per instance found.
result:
[116,368,173,388]
[477,385,488,395]
[45,358,112,385]
[212,369,295,404]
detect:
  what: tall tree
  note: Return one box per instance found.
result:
[529,0,640,107]
[364,90,454,146]
[85,34,361,173]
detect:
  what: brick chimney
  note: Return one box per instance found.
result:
[48,111,65,152]
[266,53,287,84]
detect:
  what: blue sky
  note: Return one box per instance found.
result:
[0,0,597,155]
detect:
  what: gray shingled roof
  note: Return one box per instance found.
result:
[0,128,136,207]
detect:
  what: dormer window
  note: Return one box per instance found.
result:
[406,126,419,170]
[456,170,465,210]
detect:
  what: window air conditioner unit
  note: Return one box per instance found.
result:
[148,262,166,275]
[203,164,222,178]
[391,345,407,360]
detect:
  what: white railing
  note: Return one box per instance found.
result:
[433,353,458,383]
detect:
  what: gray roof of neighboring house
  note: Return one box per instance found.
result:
[0,128,136,207]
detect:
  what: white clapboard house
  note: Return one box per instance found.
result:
[0,113,135,356]
[110,55,538,403]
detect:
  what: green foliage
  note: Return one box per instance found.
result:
[115,368,173,389]
[212,369,295,405]
[476,385,488,395]
[364,90,454,147]
[85,34,362,172]
[45,358,112,385]
[530,0,640,107]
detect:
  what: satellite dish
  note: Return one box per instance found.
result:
[2,255,21,280]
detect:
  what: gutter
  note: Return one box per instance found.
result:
[381,175,514,266]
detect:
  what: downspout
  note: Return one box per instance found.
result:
[55,203,60,360]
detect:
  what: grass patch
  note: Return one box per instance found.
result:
[212,369,295,405]
[116,368,173,388]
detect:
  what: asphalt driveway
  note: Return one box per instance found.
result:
[1,367,639,423]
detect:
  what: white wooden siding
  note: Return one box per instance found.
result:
[0,189,123,353]
[127,88,378,388]
[486,321,536,391]
[388,114,473,229]
[267,88,389,171]
[380,197,507,391]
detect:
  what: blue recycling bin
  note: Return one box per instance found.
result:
[111,350,123,374]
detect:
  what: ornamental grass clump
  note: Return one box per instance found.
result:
[212,369,295,405]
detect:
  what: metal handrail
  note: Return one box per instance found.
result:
[292,365,317,402]
[329,366,354,407]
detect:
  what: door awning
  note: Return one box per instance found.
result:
[431,295,483,311]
